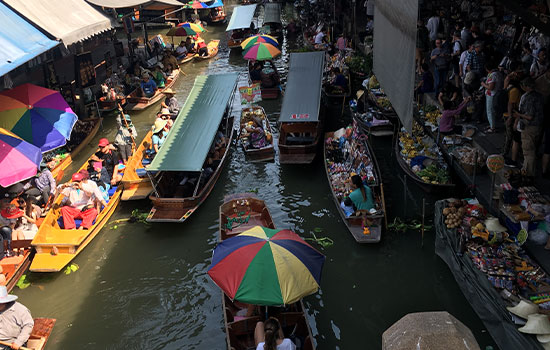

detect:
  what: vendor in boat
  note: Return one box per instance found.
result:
[330,67,348,91]
[242,118,267,149]
[161,88,179,116]
[255,317,296,350]
[151,119,169,155]
[140,73,157,98]
[115,107,137,164]
[56,172,107,230]
[92,138,123,186]
[162,50,179,70]
[439,96,471,136]
[250,62,262,82]
[260,66,280,89]
[349,175,374,212]
[196,38,208,57]
[185,37,195,53]
[152,65,166,89]
[175,41,188,60]
[0,286,34,350]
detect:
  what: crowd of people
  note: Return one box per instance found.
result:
[414,4,550,182]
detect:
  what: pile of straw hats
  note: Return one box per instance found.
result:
[508,299,550,348]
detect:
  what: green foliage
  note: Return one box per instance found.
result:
[304,232,334,249]
[348,53,373,75]
[63,263,79,275]
[16,274,31,289]
[388,217,433,233]
[417,164,450,184]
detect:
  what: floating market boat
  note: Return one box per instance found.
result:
[126,69,180,111]
[324,124,386,243]
[2,239,33,292]
[217,194,316,350]
[248,60,280,100]
[239,106,275,162]
[352,108,394,137]
[178,53,196,64]
[226,4,257,49]
[146,73,239,223]
[278,52,325,164]
[322,73,352,102]
[49,117,102,181]
[394,134,455,194]
[26,318,56,350]
[121,130,153,201]
[97,96,127,114]
[209,6,227,24]
[262,3,282,38]
[195,40,220,61]
[30,155,124,272]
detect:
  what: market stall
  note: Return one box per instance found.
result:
[435,199,549,350]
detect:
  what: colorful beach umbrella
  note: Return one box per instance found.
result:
[208,226,325,306]
[241,35,279,50]
[0,83,78,152]
[243,42,281,61]
[166,22,207,36]
[0,128,42,187]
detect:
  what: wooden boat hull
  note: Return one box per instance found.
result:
[98,97,126,113]
[240,106,275,162]
[2,239,33,292]
[194,40,220,61]
[30,153,126,272]
[394,139,455,194]
[278,122,322,164]
[352,112,394,137]
[27,318,56,350]
[51,118,102,182]
[121,130,153,201]
[126,69,180,111]
[218,196,315,350]
[323,131,384,243]
[228,38,244,50]
[179,53,196,64]
[322,74,352,101]
[147,124,235,223]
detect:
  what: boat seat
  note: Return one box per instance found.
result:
[228,316,260,336]
[285,136,314,145]
[136,168,147,177]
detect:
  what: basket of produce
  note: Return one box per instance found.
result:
[454,146,487,176]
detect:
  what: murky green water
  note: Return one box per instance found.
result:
[14,2,497,349]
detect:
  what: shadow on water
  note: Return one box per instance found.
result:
[14,1,498,349]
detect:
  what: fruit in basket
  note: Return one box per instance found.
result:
[425,110,442,124]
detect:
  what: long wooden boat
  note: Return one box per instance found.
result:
[239,106,275,162]
[2,239,33,292]
[394,139,455,194]
[194,40,220,61]
[126,69,180,111]
[278,121,322,164]
[121,130,153,201]
[178,53,196,64]
[30,155,124,272]
[248,61,280,100]
[147,116,235,222]
[50,117,102,182]
[218,194,316,350]
[27,318,56,350]
[352,109,394,137]
[98,96,127,114]
[228,35,245,50]
[323,127,385,243]
[209,6,227,24]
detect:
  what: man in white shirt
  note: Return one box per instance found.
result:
[175,41,188,59]
[314,29,326,45]
[58,172,107,230]
[426,12,440,42]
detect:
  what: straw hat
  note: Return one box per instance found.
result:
[152,119,168,134]
[159,108,171,116]
[484,217,507,233]
[507,300,539,319]
[538,334,550,344]
[356,90,365,99]
[518,314,550,335]
[163,88,175,95]
[0,286,18,304]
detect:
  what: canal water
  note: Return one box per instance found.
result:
[14,2,497,349]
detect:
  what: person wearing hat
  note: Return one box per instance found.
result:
[151,119,169,155]
[513,77,544,178]
[156,108,174,129]
[140,73,157,98]
[196,38,208,57]
[161,88,179,116]
[115,106,137,165]
[0,205,25,241]
[57,172,106,230]
[86,160,110,191]
[0,286,34,350]
[91,139,122,186]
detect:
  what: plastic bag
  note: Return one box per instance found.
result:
[528,229,548,245]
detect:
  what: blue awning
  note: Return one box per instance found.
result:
[226,4,257,31]
[0,2,59,77]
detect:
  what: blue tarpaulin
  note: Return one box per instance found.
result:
[0,2,59,77]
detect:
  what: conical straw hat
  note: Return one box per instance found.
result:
[518,314,550,335]
[538,334,550,344]
[507,300,539,319]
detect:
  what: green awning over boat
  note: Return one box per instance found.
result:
[226,4,257,31]
[147,73,238,172]
[263,3,281,24]
[279,52,325,123]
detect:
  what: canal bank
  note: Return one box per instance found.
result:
[13,2,497,349]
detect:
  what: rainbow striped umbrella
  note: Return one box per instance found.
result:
[243,42,281,61]
[241,34,279,50]
[208,226,325,306]
[166,22,206,36]
[0,83,78,152]
[0,128,42,187]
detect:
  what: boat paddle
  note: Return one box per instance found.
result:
[118,103,136,151]
[0,341,32,350]
[178,68,187,76]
